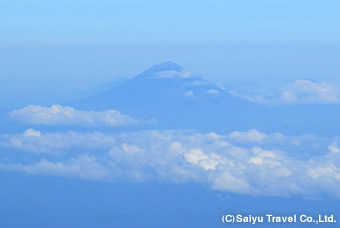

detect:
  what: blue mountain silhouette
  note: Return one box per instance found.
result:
[73,62,340,135]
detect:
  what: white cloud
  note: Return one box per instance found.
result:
[10,105,138,127]
[120,143,145,155]
[207,89,220,96]
[184,90,194,97]
[191,80,208,86]
[249,147,281,167]
[152,70,192,79]
[1,130,117,154]
[230,80,339,104]
[329,142,340,154]
[229,129,267,142]
[229,90,267,104]
[307,166,339,180]
[211,173,250,193]
[0,155,110,181]
[1,129,340,197]
[184,149,224,171]
[24,128,41,138]
[280,80,339,104]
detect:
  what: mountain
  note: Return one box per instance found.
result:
[72,61,259,131]
[72,77,129,101]
[72,61,340,135]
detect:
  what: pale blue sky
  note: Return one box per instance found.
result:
[1,0,339,45]
[0,0,339,107]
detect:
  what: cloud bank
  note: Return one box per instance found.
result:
[1,129,340,197]
[10,105,138,127]
[230,80,340,104]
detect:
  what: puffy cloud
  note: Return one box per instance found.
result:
[23,128,41,138]
[248,147,281,167]
[280,80,339,104]
[230,80,339,104]
[120,143,145,155]
[307,166,340,180]
[229,129,267,142]
[207,89,220,96]
[328,142,340,154]
[10,105,138,127]
[184,149,224,171]
[1,129,340,197]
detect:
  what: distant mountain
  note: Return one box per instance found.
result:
[72,62,260,131]
[73,61,340,135]
[72,77,129,100]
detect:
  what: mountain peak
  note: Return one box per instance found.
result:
[145,61,183,73]
[133,61,186,80]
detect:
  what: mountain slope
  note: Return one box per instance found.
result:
[73,61,259,131]
[72,61,340,135]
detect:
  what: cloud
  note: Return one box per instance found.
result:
[184,149,224,171]
[329,142,340,154]
[184,90,194,97]
[10,105,138,127]
[207,89,220,96]
[0,155,110,181]
[23,128,41,137]
[210,172,250,193]
[151,70,192,79]
[230,80,340,104]
[1,129,340,197]
[191,80,208,86]
[280,80,339,104]
[228,129,267,142]
[1,130,117,154]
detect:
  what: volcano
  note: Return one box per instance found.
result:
[72,61,340,135]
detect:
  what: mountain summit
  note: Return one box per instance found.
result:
[144,61,184,73]
[72,62,265,131]
[132,61,189,81]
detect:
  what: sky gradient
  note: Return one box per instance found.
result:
[1,0,340,109]
[1,0,340,45]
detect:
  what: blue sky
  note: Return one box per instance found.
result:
[1,0,340,108]
[1,0,340,45]
[2,43,340,109]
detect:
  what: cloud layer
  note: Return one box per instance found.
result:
[230,80,339,104]
[10,105,138,127]
[1,129,340,197]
